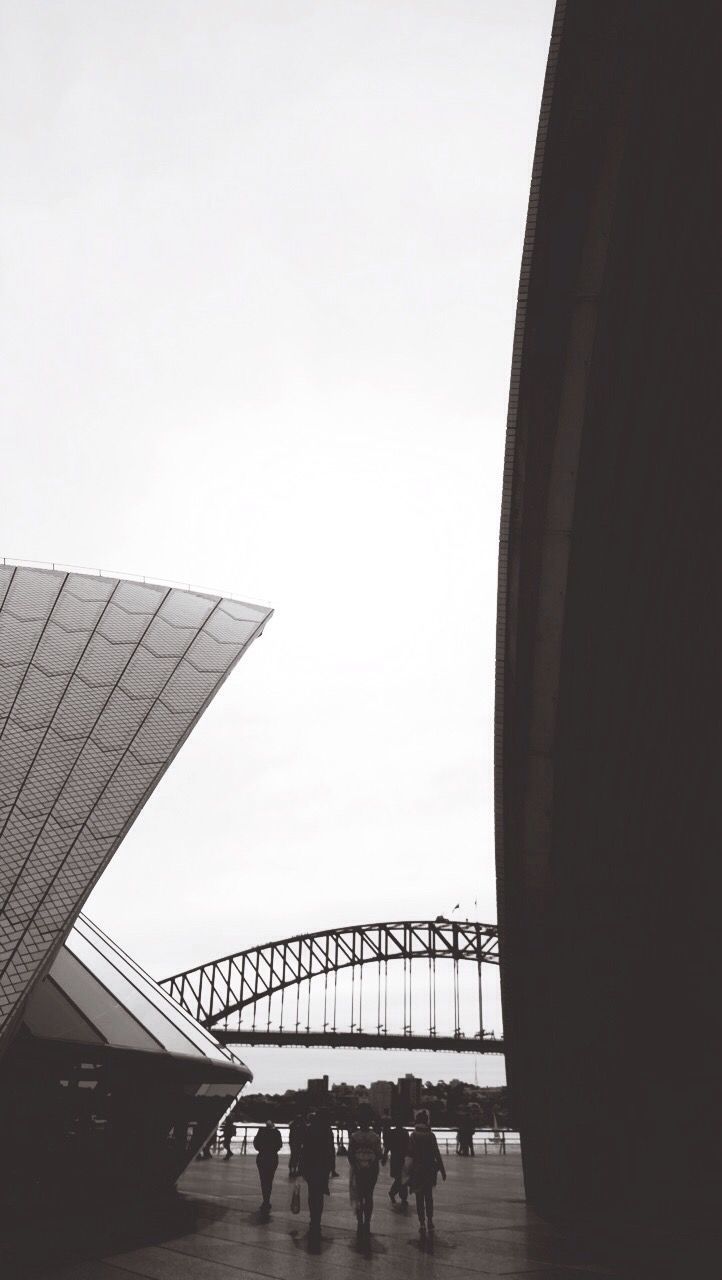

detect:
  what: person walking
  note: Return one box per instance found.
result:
[348,1103,384,1239]
[253,1120,283,1219]
[408,1110,446,1237]
[222,1114,236,1160]
[298,1107,335,1250]
[386,1121,410,1205]
[459,1114,475,1156]
[288,1113,306,1177]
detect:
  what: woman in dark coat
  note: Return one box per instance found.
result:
[253,1121,283,1219]
[408,1110,446,1236]
[298,1108,335,1248]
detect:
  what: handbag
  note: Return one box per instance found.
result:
[401,1153,414,1189]
[290,1180,301,1214]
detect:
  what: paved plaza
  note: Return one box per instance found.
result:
[3,1147,711,1280]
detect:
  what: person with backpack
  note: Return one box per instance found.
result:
[253,1120,283,1219]
[348,1103,384,1239]
[407,1110,446,1237]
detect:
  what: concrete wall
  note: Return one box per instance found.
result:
[496,0,722,1222]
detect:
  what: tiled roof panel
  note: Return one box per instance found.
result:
[0,564,271,1048]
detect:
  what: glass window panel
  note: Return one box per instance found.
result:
[50,949,161,1054]
[23,975,105,1045]
[76,916,233,1061]
[65,930,203,1057]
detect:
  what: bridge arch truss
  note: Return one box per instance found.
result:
[161,919,502,1053]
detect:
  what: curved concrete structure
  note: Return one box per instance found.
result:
[0,563,271,1050]
[496,1,721,1223]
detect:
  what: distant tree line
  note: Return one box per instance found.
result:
[233,1079,510,1128]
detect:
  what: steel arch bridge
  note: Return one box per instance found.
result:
[160,919,503,1053]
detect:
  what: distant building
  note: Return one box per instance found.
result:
[396,1074,422,1122]
[307,1075,329,1106]
[369,1080,393,1117]
[332,1088,357,1127]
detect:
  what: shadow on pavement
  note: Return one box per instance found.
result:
[0,1192,227,1279]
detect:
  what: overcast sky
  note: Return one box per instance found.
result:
[1,0,553,1092]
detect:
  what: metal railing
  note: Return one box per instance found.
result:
[209,1124,514,1158]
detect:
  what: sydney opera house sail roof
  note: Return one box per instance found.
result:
[0,562,271,1050]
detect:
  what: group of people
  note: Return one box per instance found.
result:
[249,1105,445,1246]
[456,1116,476,1156]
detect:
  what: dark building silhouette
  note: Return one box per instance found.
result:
[496,1,722,1226]
[307,1075,329,1105]
[395,1073,422,1123]
[0,915,252,1216]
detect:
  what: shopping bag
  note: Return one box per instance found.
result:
[290,1181,301,1215]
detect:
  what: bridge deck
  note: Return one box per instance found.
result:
[8,1147,706,1277]
[214,1029,504,1052]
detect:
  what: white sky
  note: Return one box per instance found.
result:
[1,0,553,1092]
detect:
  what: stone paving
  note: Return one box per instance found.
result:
[12,1149,717,1279]
[27,1151,598,1279]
